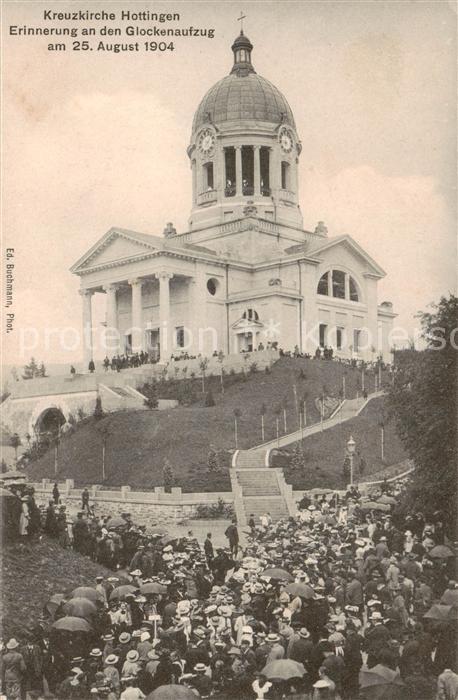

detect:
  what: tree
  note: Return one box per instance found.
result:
[207,445,219,472]
[10,433,21,464]
[205,389,215,407]
[1,458,8,473]
[144,383,158,409]
[38,362,47,377]
[93,395,104,419]
[163,458,174,491]
[199,357,209,393]
[233,408,242,448]
[260,402,267,442]
[387,294,457,536]
[378,409,387,461]
[97,422,111,481]
[281,395,288,433]
[273,404,282,445]
[22,357,39,380]
[217,352,225,393]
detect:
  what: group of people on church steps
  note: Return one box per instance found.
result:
[2,476,457,699]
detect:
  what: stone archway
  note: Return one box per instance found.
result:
[28,399,71,442]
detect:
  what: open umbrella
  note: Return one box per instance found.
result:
[52,616,92,633]
[160,535,176,547]
[377,495,397,505]
[140,582,168,595]
[146,686,197,700]
[429,544,456,559]
[109,584,137,601]
[360,501,391,512]
[423,604,458,622]
[314,514,336,525]
[359,664,405,699]
[63,597,97,619]
[262,567,294,582]
[44,593,66,616]
[71,587,100,603]
[440,589,458,606]
[107,516,128,529]
[262,659,306,681]
[285,582,315,599]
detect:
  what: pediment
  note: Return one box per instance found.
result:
[308,235,386,278]
[71,228,162,273]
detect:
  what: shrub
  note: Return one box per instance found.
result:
[249,362,258,374]
[144,396,158,409]
[163,458,174,491]
[205,390,216,407]
[77,407,86,421]
[207,445,219,472]
[93,396,104,419]
[191,498,235,519]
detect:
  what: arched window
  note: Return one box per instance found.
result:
[317,269,360,302]
[242,308,259,321]
[349,277,359,302]
[317,272,329,296]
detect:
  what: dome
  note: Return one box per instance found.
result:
[192,32,296,133]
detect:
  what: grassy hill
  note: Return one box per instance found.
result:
[24,357,403,491]
[272,396,407,490]
[0,537,113,638]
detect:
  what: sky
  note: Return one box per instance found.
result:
[2,0,457,370]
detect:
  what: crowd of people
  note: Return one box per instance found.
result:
[1,477,457,700]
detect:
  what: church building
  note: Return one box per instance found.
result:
[71,30,396,366]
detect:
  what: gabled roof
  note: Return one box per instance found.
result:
[307,234,386,278]
[70,227,217,275]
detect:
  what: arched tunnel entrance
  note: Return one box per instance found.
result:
[34,407,66,444]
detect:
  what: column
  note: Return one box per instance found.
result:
[103,283,120,355]
[344,273,350,300]
[158,271,173,360]
[365,275,379,359]
[235,145,242,196]
[301,262,320,354]
[189,266,209,354]
[253,145,261,195]
[79,289,94,370]
[129,278,144,352]
[191,160,197,204]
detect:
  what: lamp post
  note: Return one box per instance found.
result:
[347,435,356,486]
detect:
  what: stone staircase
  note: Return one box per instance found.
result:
[230,450,295,527]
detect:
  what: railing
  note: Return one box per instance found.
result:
[261,187,271,197]
[258,219,279,235]
[242,185,254,196]
[197,189,217,206]
[224,186,236,198]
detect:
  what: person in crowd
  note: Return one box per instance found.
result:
[2,470,455,700]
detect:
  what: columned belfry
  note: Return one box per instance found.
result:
[187,30,303,230]
[72,29,396,365]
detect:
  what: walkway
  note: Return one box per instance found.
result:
[248,391,384,453]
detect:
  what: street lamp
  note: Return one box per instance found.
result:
[347,435,356,486]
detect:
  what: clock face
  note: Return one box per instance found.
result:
[279,128,293,153]
[198,129,215,155]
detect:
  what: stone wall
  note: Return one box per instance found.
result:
[30,479,234,527]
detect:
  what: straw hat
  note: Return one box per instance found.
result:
[126,650,139,662]
[104,654,119,665]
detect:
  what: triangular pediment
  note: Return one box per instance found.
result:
[71,228,163,274]
[308,235,386,278]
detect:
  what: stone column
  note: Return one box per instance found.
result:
[158,271,173,360]
[129,278,144,352]
[301,262,320,354]
[253,145,261,195]
[79,289,94,369]
[235,146,242,196]
[365,274,379,359]
[344,273,350,300]
[103,283,120,355]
